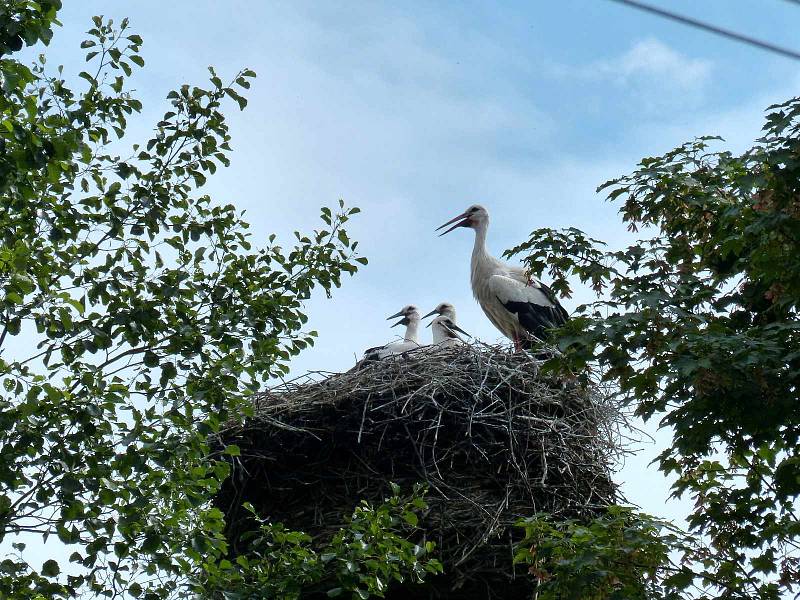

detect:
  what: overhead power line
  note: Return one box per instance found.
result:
[607,0,800,61]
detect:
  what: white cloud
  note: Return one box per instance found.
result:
[599,38,712,89]
[550,38,713,111]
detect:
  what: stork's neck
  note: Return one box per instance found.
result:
[404,317,420,343]
[431,321,445,344]
[470,221,492,279]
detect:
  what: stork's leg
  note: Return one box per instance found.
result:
[513,334,522,352]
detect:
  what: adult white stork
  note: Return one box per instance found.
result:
[436,204,568,351]
[422,302,457,321]
[427,315,469,348]
[361,305,422,361]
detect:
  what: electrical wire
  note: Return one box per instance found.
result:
[607,0,800,61]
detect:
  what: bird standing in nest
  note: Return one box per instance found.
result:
[437,205,568,351]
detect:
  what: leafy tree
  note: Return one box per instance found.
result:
[507,96,800,598]
[200,484,442,599]
[0,3,445,599]
[515,507,691,600]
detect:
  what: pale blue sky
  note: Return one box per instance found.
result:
[12,0,800,580]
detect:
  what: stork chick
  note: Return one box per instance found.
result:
[362,305,421,361]
[427,315,469,348]
[422,301,457,321]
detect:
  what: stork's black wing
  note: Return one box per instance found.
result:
[489,274,569,341]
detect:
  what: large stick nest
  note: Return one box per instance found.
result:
[214,344,624,599]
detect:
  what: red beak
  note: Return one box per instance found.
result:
[436,211,471,236]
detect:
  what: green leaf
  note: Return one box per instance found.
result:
[224,445,241,457]
[226,89,248,110]
[41,560,60,577]
[143,351,159,368]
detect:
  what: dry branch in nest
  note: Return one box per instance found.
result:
[213,344,625,599]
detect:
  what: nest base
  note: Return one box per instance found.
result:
[214,345,621,598]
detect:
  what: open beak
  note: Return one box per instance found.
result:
[391,317,409,328]
[422,308,439,319]
[436,211,471,236]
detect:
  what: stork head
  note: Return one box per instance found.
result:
[426,315,470,338]
[422,302,456,320]
[436,204,489,236]
[387,304,420,327]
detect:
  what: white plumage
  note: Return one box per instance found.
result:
[427,315,468,348]
[437,205,568,351]
[362,305,422,361]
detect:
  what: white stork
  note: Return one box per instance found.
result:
[427,315,469,348]
[436,204,568,351]
[422,302,457,321]
[361,305,422,361]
